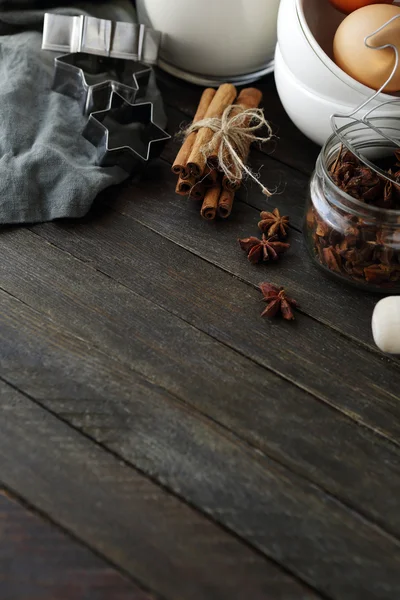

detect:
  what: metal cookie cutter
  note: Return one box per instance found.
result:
[42,13,161,65]
[52,53,152,115]
[83,90,170,175]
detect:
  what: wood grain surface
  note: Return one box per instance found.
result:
[0,221,396,533]
[0,71,399,600]
[0,489,151,600]
[0,382,314,600]
[31,193,400,442]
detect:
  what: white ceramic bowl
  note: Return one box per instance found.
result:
[274,43,398,146]
[276,0,400,145]
[136,0,280,78]
[278,0,400,102]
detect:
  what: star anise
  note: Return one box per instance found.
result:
[329,146,400,208]
[309,147,400,287]
[239,234,290,264]
[259,282,298,320]
[366,228,394,264]
[315,220,330,237]
[322,246,341,273]
[382,174,394,207]
[343,166,381,201]
[258,208,290,238]
[364,264,394,283]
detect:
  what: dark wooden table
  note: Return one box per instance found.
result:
[1,70,400,600]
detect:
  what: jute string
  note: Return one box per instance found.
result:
[184,104,274,196]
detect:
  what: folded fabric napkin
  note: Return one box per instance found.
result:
[0,1,165,224]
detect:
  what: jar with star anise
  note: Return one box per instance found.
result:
[304,119,400,292]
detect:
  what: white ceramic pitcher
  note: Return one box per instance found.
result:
[137,0,280,84]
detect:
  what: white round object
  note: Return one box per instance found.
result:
[277,0,353,102]
[372,296,400,354]
[277,0,400,103]
[136,0,280,77]
[274,43,399,146]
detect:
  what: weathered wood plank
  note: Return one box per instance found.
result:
[2,231,400,596]
[155,70,320,175]
[0,379,310,600]
[0,229,400,557]
[0,488,151,600]
[0,290,399,599]
[101,159,386,351]
[25,208,400,501]
[30,177,400,435]
[1,66,396,600]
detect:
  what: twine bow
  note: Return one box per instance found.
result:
[184,104,274,196]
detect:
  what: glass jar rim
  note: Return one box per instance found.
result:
[321,122,400,219]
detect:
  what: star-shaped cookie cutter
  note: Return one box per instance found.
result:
[82,90,170,174]
[52,53,152,115]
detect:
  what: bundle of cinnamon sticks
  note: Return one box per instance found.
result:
[172,83,263,221]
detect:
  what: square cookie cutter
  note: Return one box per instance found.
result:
[52,52,152,115]
[82,90,171,175]
[43,13,161,65]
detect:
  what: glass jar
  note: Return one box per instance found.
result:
[304,119,400,292]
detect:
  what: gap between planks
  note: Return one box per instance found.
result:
[0,288,399,597]
[0,382,318,600]
[26,221,400,448]
[0,268,400,543]
[0,385,330,600]
[97,183,400,373]
[1,227,400,544]
[0,483,157,600]
[0,304,398,600]
[0,233,400,596]
[0,400,307,600]
[0,322,398,553]
[25,210,400,443]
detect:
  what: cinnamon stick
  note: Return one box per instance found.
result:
[176,175,205,200]
[221,87,263,189]
[217,188,235,218]
[236,87,263,113]
[175,176,196,196]
[206,154,219,170]
[176,174,196,195]
[200,182,221,220]
[189,181,206,201]
[222,174,240,192]
[208,88,262,175]
[187,83,237,178]
[202,166,218,187]
[172,88,216,177]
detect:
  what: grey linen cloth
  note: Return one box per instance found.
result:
[0,1,164,223]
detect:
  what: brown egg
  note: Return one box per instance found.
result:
[333,4,400,92]
[330,0,394,15]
